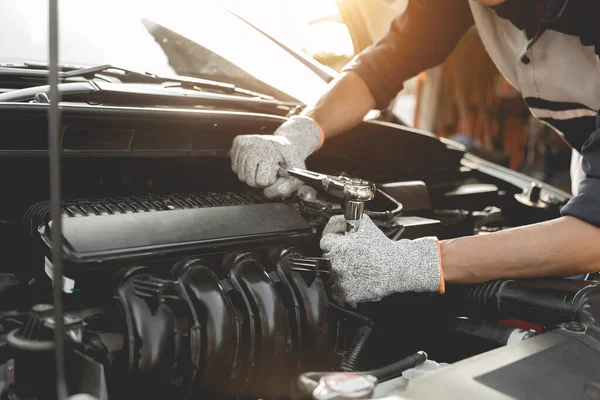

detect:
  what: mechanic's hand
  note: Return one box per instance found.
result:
[320,215,443,307]
[230,116,323,199]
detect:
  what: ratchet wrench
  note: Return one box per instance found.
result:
[279,166,376,233]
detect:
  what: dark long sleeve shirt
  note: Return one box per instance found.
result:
[344,0,474,110]
[345,0,600,228]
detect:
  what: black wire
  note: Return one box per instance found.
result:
[328,302,374,372]
[340,326,372,372]
[49,0,68,398]
[328,302,373,327]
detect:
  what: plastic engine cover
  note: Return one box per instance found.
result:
[39,202,313,296]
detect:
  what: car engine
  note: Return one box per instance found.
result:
[0,105,598,400]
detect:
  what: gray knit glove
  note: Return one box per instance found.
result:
[320,215,443,307]
[230,116,323,199]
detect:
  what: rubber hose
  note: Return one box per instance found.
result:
[328,302,373,327]
[451,319,526,345]
[341,325,373,372]
[328,302,374,371]
[369,351,427,382]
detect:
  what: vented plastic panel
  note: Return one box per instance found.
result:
[60,192,265,217]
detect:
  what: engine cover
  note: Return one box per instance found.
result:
[39,202,312,296]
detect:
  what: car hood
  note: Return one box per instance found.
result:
[0,0,329,105]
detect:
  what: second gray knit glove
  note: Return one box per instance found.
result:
[231,116,323,199]
[320,215,444,307]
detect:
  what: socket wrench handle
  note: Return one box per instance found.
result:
[281,167,330,187]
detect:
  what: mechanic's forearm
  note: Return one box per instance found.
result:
[301,71,376,140]
[440,216,600,283]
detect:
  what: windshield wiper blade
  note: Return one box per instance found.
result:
[0,80,300,116]
[0,62,276,101]
[0,61,89,73]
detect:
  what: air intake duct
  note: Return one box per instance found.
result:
[447,278,600,327]
[111,248,332,399]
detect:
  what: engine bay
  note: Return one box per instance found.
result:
[0,104,598,400]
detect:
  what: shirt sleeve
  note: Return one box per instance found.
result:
[343,0,474,110]
[561,111,600,227]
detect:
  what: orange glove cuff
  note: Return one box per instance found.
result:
[436,238,445,294]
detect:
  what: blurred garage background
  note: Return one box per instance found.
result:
[221,0,573,192]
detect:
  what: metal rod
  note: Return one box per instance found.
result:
[49,0,68,398]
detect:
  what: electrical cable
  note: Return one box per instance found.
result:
[328,302,373,327]
[48,0,68,398]
[328,302,374,372]
[340,326,372,372]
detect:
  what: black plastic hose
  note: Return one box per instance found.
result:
[328,302,374,372]
[328,302,373,327]
[368,351,427,382]
[296,351,428,397]
[446,278,599,326]
[451,318,535,345]
[341,325,372,372]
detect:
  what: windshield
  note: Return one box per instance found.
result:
[0,0,329,103]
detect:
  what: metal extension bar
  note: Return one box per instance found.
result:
[49,0,68,398]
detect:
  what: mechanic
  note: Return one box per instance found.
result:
[230,0,600,306]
